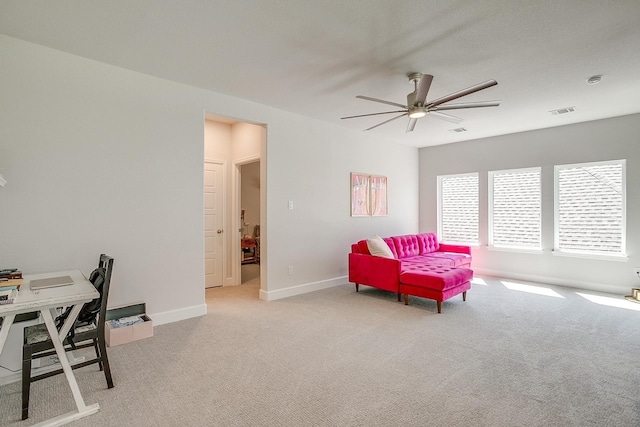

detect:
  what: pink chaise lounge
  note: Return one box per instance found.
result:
[348,233,473,313]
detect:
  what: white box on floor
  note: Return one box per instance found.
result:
[105,303,153,347]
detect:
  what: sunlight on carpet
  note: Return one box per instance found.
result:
[501,280,565,298]
[576,292,640,311]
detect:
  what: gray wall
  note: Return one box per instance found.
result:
[419,114,640,294]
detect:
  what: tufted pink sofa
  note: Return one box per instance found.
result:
[348,233,473,313]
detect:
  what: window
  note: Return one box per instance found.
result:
[489,168,541,250]
[437,173,478,245]
[555,160,626,257]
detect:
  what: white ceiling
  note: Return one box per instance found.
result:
[1,1,639,148]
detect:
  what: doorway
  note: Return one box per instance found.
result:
[240,160,260,285]
[204,117,265,292]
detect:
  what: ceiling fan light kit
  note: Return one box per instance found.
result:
[341,72,501,133]
[408,108,427,119]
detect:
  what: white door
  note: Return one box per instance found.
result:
[204,162,224,288]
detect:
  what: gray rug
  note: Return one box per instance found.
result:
[1,276,639,426]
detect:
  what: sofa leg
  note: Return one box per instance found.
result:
[355,283,359,292]
[437,301,442,314]
[397,292,401,302]
[463,291,467,301]
[404,294,409,305]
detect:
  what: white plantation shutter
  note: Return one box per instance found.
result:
[555,160,625,256]
[438,173,478,244]
[489,168,541,250]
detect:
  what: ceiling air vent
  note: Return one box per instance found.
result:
[550,106,576,115]
[449,127,467,133]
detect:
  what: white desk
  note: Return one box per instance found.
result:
[0,270,100,426]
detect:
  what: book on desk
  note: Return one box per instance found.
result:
[0,268,23,298]
[0,273,22,305]
[0,288,18,305]
[0,278,23,290]
[0,269,22,280]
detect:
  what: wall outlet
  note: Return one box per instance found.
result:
[635,268,640,279]
[288,265,294,275]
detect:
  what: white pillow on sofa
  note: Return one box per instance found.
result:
[367,235,394,258]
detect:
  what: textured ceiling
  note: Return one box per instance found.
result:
[1,0,639,147]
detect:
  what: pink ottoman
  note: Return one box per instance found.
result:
[399,265,473,313]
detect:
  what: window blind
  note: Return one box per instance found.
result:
[490,168,541,250]
[556,161,624,255]
[438,173,478,244]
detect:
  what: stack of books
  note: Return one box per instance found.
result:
[0,268,22,305]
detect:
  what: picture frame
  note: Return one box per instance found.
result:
[350,173,370,217]
[370,175,388,216]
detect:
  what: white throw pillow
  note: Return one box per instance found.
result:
[367,235,394,258]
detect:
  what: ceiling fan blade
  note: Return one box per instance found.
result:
[426,80,498,108]
[433,100,501,111]
[406,118,418,132]
[341,110,407,120]
[356,95,407,109]
[428,111,463,124]
[364,113,407,131]
[414,74,433,105]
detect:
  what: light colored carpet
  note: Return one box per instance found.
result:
[1,276,639,426]
[241,263,260,285]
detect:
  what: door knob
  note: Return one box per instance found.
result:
[217,229,223,234]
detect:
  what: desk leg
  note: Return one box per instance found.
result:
[0,314,16,354]
[38,308,99,426]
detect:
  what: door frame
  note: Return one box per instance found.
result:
[232,155,260,285]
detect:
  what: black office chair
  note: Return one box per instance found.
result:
[21,254,115,420]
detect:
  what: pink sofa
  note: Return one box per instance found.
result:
[348,233,473,313]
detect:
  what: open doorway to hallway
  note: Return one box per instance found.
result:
[204,115,265,293]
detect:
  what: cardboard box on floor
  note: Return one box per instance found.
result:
[105,302,153,347]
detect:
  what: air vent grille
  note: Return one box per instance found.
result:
[550,106,576,115]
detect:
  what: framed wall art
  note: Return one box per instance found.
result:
[370,175,388,216]
[350,173,388,217]
[350,173,370,217]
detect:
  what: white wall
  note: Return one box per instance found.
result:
[204,120,232,161]
[419,114,640,294]
[0,35,419,322]
[231,122,263,161]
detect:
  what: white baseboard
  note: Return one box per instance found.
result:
[259,276,348,301]
[473,268,627,295]
[149,303,208,326]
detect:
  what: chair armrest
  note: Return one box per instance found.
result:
[348,253,401,292]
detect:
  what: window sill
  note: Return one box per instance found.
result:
[552,250,628,262]
[488,246,543,255]
[441,242,480,247]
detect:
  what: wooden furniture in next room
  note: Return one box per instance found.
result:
[241,237,259,264]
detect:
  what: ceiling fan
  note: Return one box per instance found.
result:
[341,72,500,132]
